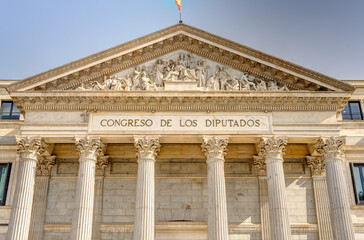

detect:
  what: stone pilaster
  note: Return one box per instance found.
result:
[7,136,44,240]
[314,137,355,240]
[202,136,229,240]
[71,137,105,240]
[306,156,333,240]
[253,156,271,240]
[92,156,109,240]
[257,137,291,240]
[29,154,56,240]
[134,136,160,240]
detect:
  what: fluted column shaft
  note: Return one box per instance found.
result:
[306,156,333,240]
[29,155,56,240]
[314,137,355,240]
[257,137,291,240]
[71,137,105,240]
[7,137,43,240]
[134,136,160,240]
[202,136,229,240]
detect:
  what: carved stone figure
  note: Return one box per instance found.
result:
[256,79,267,91]
[226,77,240,91]
[216,66,230,90]
[240,73,256,91]
[205,74,220,91]
[155,59,165,86]
[141,72,158,91]
[122,74,133,91]
[132,67,142,90]
[196,61,207,87]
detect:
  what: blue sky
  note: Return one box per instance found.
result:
[1,0,363,80]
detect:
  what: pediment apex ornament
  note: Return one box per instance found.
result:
[306,156,326,177]
[73,53,290,93]
[313,136,346,163]
[256,137,287,160]
[16,136,44,160]
[75,136,105,161]
[134,136,160,160]
[201,136,229,161]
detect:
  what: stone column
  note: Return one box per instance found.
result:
[29,154,56,240]
[314,137,355,240]
[6,137,44,240]
[92,156,109,240]
[134,136,160,240]
[256,137,291,240]
[306,156,333,240]
[202,136,229,240]
[71,137,105,240]
[253,156,271,240]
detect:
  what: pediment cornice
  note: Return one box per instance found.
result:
[11,91,350,114]
[7,24,354,93]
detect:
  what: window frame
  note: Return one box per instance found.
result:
[351,163,364,205]
[0,101,20,120]
[342,101,363,121]
[0,163,12,206]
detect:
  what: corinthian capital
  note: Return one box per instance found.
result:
[201,136,229,161]
[75,136,105,161]
[314,137,346,163]
[306,156,326,177]
[134,136,160,160]
[96,156,110,176]
[36,156,56,176]
[253,156,266,176]
[256,137,287,160]
[16,136,44,160]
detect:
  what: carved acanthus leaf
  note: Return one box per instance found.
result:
[16,136,44,160]
[134,136,160,160]
[75,136,105,160]
[253,156,266,176]
[256,137,287,160]
[36,155,56,176]
[201,136,229,161]
[96,155,110,176]
[306,156,326,176]
[313,137,346,163]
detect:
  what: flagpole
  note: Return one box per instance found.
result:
[179,6,183,23]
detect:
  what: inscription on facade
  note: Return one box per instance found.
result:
[89,114,271,134]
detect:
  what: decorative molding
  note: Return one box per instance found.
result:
[306,156,326,177]
[75,136,105,161]
[96,155,110,176]
[256,137,287,160]
[11,92,350,113]
[6,24,353,93]
[16,136,44,160]
[201,136,229,161]
[313,136,346,163]
[36,155,56,176]
[134,136,160,160]
[253,156,266,176]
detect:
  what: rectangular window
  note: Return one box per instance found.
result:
[342,101,363,120]
[1,101,20,120]
[352,164,364,205]
[0,163,11,206]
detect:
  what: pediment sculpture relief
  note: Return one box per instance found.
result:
[75,53,289,92]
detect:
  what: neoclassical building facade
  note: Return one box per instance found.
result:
[0,24,364,240]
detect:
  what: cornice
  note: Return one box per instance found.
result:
[6,24,354,93]
[11,91,350,113]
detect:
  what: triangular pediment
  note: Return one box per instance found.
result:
[7,24,353,93]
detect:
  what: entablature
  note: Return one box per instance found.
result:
[11,91,350,113]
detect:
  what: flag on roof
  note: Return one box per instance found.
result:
[175,0,181,12]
